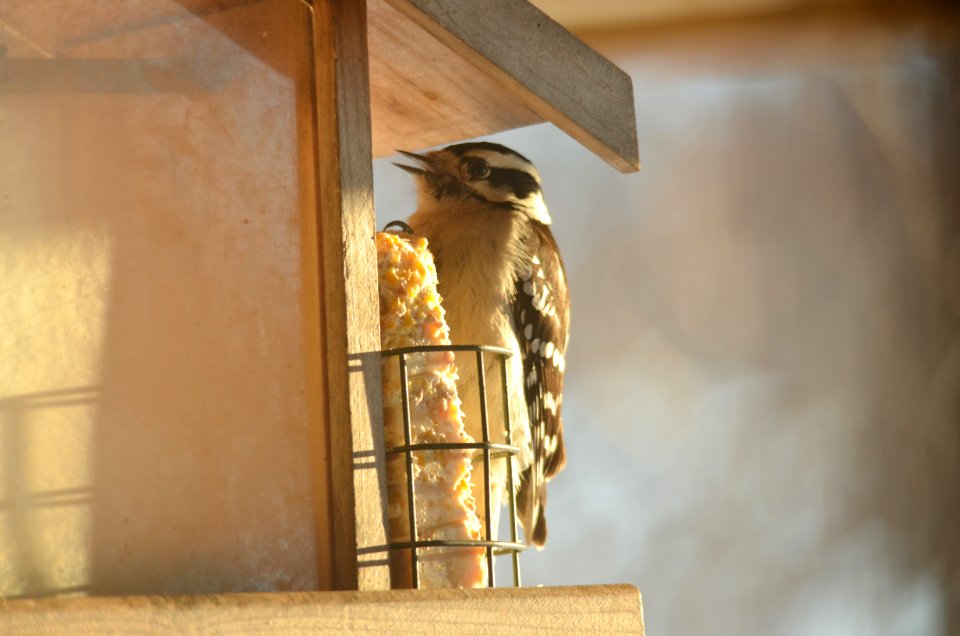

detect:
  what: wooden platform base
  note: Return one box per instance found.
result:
[1,584,643,634]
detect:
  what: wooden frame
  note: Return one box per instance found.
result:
[1,1,641,627]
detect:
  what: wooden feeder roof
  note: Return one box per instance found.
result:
[369,0,640,172]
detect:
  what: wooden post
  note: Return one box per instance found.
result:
[313,0,390,590]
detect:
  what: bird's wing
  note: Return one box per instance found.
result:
[510,222,570,547]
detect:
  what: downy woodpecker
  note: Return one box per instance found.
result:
[396,142,569,548]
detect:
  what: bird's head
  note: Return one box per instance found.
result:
[394,142,551,224]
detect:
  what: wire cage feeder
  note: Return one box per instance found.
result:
[380,344,526,589]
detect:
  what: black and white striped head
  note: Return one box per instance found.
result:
[395,142,551,224]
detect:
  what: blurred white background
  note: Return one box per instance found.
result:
[374,3,960,634]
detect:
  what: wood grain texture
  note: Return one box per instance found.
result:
[381,0,640,172]
[0,585,644,634]
[367,0,543,157]
[313,0,390,590]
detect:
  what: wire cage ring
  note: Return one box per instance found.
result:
[380,343,526,589]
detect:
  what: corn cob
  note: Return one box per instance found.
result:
[376,231,487,589]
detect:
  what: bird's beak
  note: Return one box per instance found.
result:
[393,150,432,176]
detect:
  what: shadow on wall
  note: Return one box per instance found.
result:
[0,388,98,599]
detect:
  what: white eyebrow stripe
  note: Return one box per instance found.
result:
[465,150,541,182]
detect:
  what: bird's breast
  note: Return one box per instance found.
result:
[412,210,520,348]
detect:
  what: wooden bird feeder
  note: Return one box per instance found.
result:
[0,0,641,632]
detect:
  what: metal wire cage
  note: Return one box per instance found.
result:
[380,344,526,589]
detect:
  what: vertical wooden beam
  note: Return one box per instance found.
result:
[313,0,390,590]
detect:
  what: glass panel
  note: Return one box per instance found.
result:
[0,0,329,596]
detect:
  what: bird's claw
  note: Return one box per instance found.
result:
[383,220,415,234]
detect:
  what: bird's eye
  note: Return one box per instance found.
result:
[462,157,490,180]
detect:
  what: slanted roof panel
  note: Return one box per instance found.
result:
[374,0,640,172]
[367,0,544,158]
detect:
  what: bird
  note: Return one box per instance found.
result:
[395,141,569,548]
